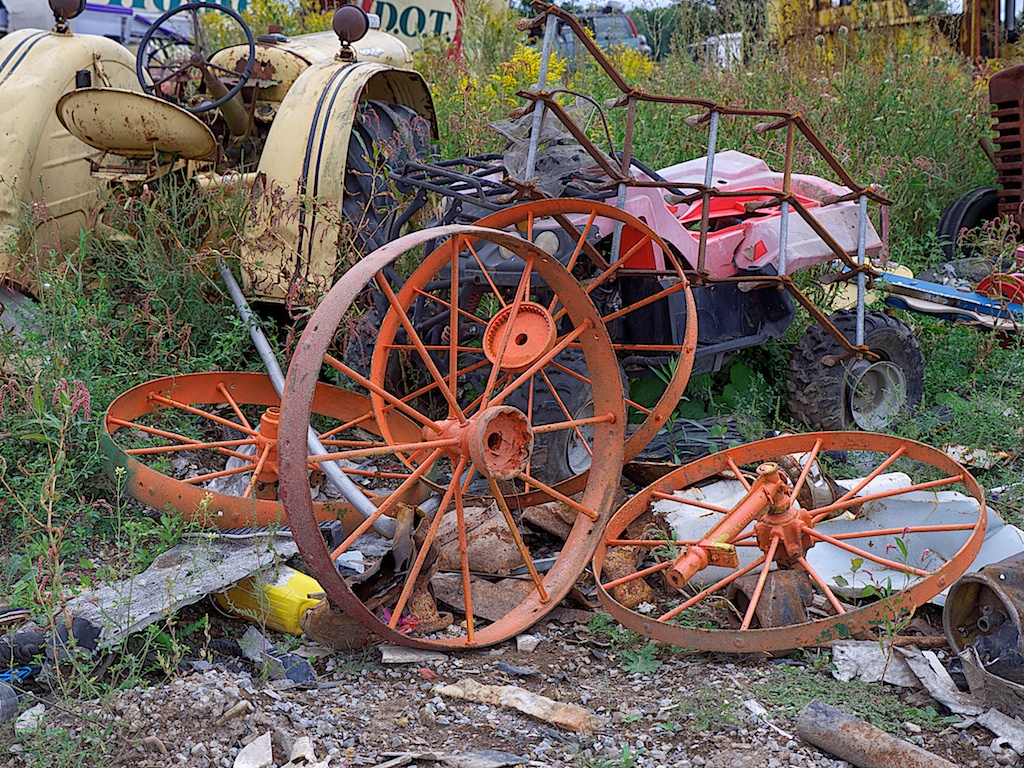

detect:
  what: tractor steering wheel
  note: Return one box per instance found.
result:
[136,1,256,114]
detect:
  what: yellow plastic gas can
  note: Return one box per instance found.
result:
[214,566,325,635]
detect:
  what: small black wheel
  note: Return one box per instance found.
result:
[937,187,999,260]
[136,1,256,114]
[343,100,432,252]
[787,310,924,431]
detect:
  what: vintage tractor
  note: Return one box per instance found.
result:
[0,0,436,298]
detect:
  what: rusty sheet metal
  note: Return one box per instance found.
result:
[594,431,987,653]
[103,371,425,530]
[279,225,625,648]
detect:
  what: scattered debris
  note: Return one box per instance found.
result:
[432,575,535,623]
[239,627,317,684]
[281,735,329,768]
[436,678,604,733]
[796,699,958,768]
[976,708,1024,755]
[12,703,44,735]
[379,645,448,664]
[942,444,1015,470]
[436,502,523,574]
[141,735,169,756]
[233,731,273,768]
[960,646,1024,718]
[493,662,539,677]
[215,566,324,636]
[63,536,298,647]
[515,634,542,653]
[896,646,983,716]
[831,641,921,687]
[214,699,251,728]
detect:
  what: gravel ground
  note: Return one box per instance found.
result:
[2,615,1014,768]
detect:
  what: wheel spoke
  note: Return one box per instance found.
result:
[324,353,439,432]
[740,537,780,630]
[796,555,847,614]
[826,523,976,539]
[605,538,759,547]
[487,475,549,602]
[601,281,687,325]
[216,383,252,432]
[329,448,445,561]
[659,555,766,621]
[802,526,931,578]
[514,471,598,520]
[726,457,751,491]
[811,475,963,523]
[449,243,459,401]
[532,412,617,434]
[123,436,254,456]
[651,489,732,515]
[318,409,377,441]
[789,438,823,504]
[830,446,906,507]
[388,458,467,628]
[551,234,654,324]
[454,478,475,644]
[539,370,592,459]
[185,462,258,485]
[308,437,460,464]
[602,559,673,591]
[146,393,259,436]
[376,272,468,424]
[410,285,486,327]
[243,443,273,499]
[463,237,506,308]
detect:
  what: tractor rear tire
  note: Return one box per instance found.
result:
[787,310,924,432]
[343,100,430,253]
[937,187,999,260]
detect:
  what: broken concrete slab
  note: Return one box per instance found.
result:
[436,678,603,734]
[831,641,921,687]
[63,535,297,647]
[379,644,448,664]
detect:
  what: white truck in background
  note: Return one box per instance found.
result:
[0,0,199,44]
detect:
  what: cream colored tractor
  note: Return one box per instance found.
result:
[0,0,436,300]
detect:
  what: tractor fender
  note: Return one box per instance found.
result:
[242,60,436,303]
[0,30,138,289]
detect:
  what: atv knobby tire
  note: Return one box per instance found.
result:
[937,187,999,261]
[787,310,924,431]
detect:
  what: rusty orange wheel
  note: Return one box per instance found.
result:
[279,225,626,648]
[463,200,697,493]
[102,372,426,530]
[593,432,987,653]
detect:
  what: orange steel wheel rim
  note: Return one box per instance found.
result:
[279,225,626,648]
[102,372,425,530]
[593,432,987,653]
[469,199,698,492]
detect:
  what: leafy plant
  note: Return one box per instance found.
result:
[620,643,663,675]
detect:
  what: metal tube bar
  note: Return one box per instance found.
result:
[524,14,557,181]
[696,111,720,273]
[216,259,395,537]
[856,195,867,346]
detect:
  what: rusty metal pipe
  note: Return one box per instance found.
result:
[796,700,958,768]
[196,59,250,138]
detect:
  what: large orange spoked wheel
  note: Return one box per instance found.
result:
[279,225,626,648]
[466,200,697,491]
[103,372,426,530]
[594,432,987,653]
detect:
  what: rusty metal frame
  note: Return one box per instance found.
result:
[514,1,893,359]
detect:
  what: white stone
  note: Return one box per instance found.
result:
[233,731,272,768]
[516,634,542,653]
[13,703,45,735]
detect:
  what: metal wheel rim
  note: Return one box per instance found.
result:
[280,225,626,648]
[593,431,986,653]
[848,360,907,431]
[103,372,424,530]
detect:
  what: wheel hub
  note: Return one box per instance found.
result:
[848,359,907,430]
[482,302,556,372]
[429,406,534,480]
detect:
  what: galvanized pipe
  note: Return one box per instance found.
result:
[610,97,637,262]
[696,111,720,273]
[216,259,395,537]
[524,14,557,182]
[856,195,867,346]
